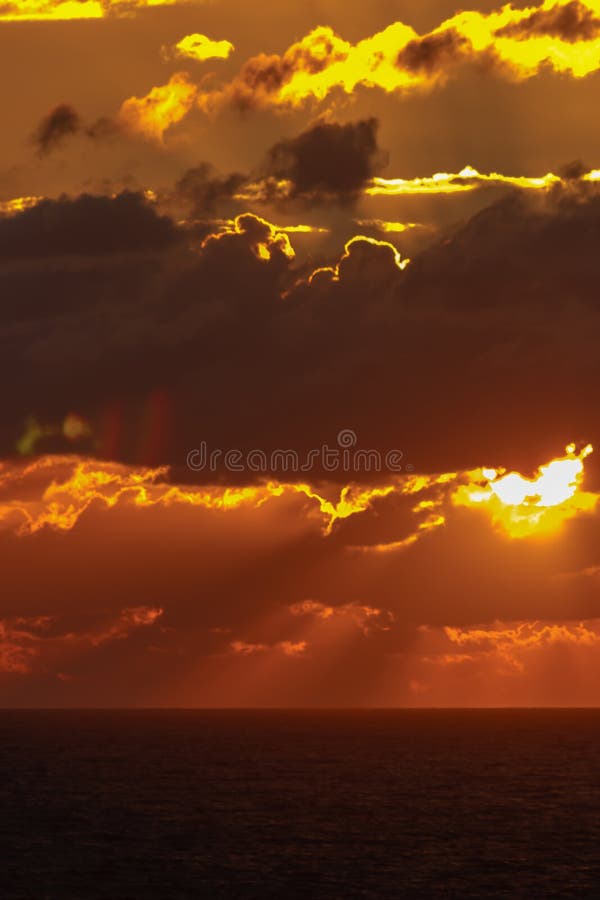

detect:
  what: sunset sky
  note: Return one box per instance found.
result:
[3,0,600,706]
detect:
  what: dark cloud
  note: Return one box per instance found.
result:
[1,178,600,479]
[32,105,120,157]
[495,1,600,43]
[263,118,387,205]
[174,163,246,217]
[0,191,180,259]
[33,104,82,156]
[168,118,387,216]
[396,29,472,75]
[558,159,590,180]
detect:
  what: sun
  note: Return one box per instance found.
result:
[453,444,598,538]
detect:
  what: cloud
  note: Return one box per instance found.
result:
[495,0,600,42]
[230,639,306,657]
[29,3,600,155]
[167,33,235,63]
[0,0,103,20]
[189,2,600,116]
[0,454,417,537]
[31,103,120,156]
[2,447,600,704]
[396,28,473,77]
[219,25,352,112]
[118,73,198,142]
[174,162,246,217]
[366,164,570,197]
[289,600,394,634]
[0,190,179,258]
[410,618,600,704]
[0,607,162,674]
[0,0,208,20]
[33,104,81,156]
[262,118,387,206]
[2,178,600,479]
[167,118,387,216]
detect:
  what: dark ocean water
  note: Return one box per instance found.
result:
[1,710,600,899]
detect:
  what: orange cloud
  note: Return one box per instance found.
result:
[289,600,394,633]
[407,617,600,705]
[0,444,596,552]
[230,639,307,657]
[443,620,600,671]
[0,456,407,538]
[117,73,198,142]
[0,607,162,675]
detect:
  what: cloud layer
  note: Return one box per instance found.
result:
[2,173,600,478]
[1,448,600,705]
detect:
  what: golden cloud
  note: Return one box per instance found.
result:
[117,73,198,142]
[201,213,296,262]
[0,0,207,20]
[194,2,600,113]
[168,33,235,63]
[0,443,596,549]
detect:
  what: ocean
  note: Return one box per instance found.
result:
[1,710,599,898]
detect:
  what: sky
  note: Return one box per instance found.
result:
[2,0,600,706]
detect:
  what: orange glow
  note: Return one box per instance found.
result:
[118,73,198,142]
[453,444,598,537]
